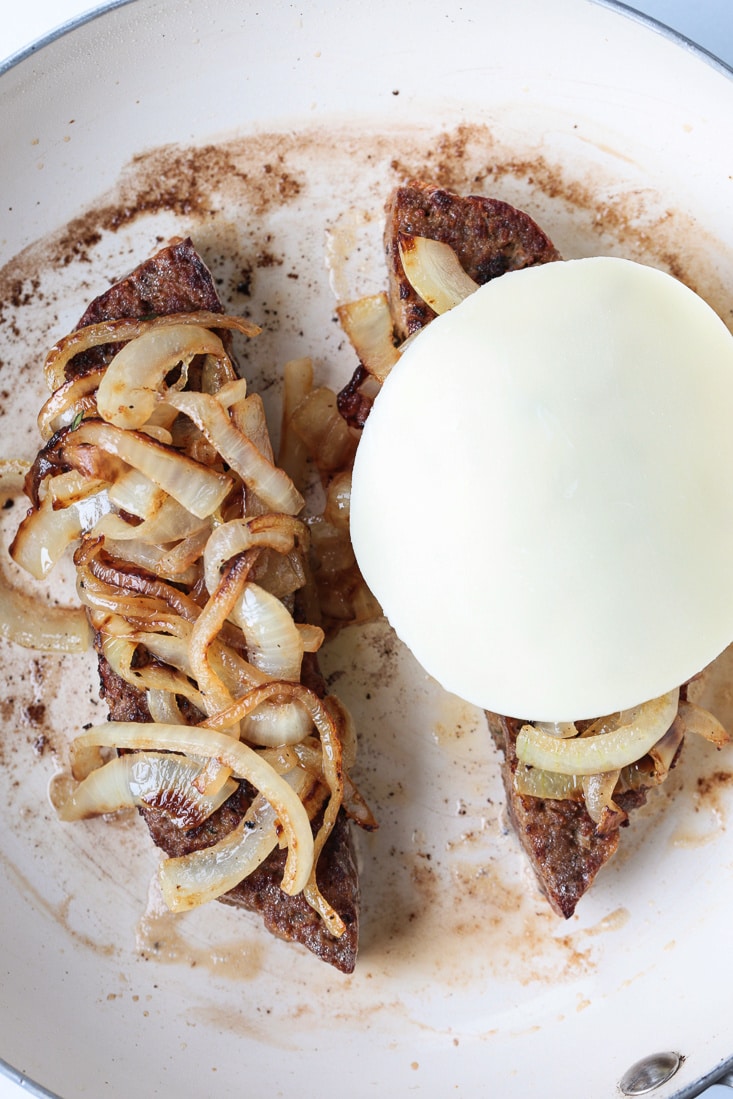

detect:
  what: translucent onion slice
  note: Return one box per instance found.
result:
[96,496,208,545]
[101,537,199,585]
[165,390,303,515]
[290,739,376,830]
[97,324,230,430]
[70,721,315,895]
[37,369,104,439]
[0,589,91,655]
[290,387,358,474]
[323,471,352,532]
[146,688,186,725]
[76,539,202,622]
[204,679,345,931]
[678,699,730,747]
[189,551,255,720]
[0,462,91,653]
[240,701,313,747]
[214,377,249,409]
[398,233,479,314]
[336,292,400,383]
[106,469,167,520]
[581,770,626,833]
[44,310,261,393]
[72,419,233,519]
[516,689,680,775]
[101,634,206,712]
[232,392,274,464]
[57,751,238,828]
[232,582,304,680]
[158,763,315,912]
[647,716,686,779]
[278,356,313,487]
[514,764,580,800]
[10,477,111,579]
[533,720,579,739]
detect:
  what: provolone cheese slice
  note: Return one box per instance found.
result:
[350,257,733,721]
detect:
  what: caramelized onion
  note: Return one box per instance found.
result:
[10,304,370,937]
[581,770,627,833]
[71,419,233,518]
[290,387,358,475]
[97,324,230,430]
[159,766,316,911]
[398,233,479,314]
[166,390,303,515]
[58,751,238,827]
[516,689,680,775]
[160,791,281,910]
[38,369,104,440]
[188,551,257,720]
[678,699,730,747]
[44,310,260,393]
[0,461,91,652]
[279,356,314,487]
[203,514,305,595]
[336,292,399,383]
[233,582,304,680]
[10,475,111,579]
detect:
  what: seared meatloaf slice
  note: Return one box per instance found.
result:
[365,183,660,917]
[76,238,359,972]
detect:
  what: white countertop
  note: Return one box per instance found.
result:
[0,2,732,1097]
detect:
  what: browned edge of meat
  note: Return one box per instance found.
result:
[71,237,359,972]
[337,180,560,427]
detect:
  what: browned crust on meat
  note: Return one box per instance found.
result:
[68,237,224,380]
[487,712,649,917]
[73,239,359,972]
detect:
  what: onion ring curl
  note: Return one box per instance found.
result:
[202,680,347,933]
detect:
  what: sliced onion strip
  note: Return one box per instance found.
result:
[398,233,479,314]
[159,765,315,912]
[58,751,238,827]
[203,513,305,595]
[678,699,730,747]
[516,689,680,775]
[188,551,258,720]
[71,419,233,519]
[336,292,399,383]
[96,324,230,430]
[232,582,304,680]
[38,369,104,440]
[581,770,626,833]
[165,390,303,515]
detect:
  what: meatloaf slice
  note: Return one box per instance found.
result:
[75,238,359,972]
[371,184,656,917]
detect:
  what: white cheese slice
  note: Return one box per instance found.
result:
[350,256,733,721]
